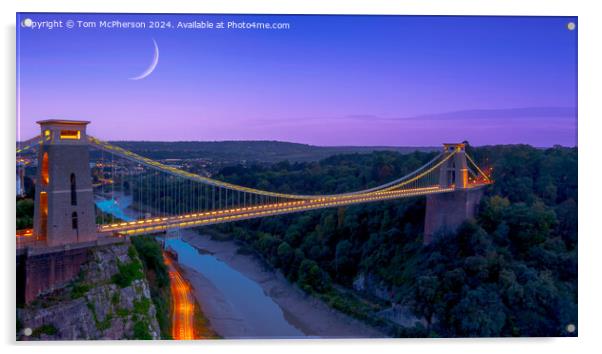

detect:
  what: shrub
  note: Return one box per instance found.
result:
[297,259,331,293]
[133,298,151,315]
[112,261,144,288]
[111,292,121,305]
[133,320,152,340]
[71,283,90,299]
[32,324,58,337]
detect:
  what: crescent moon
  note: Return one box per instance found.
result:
[129,38,159,80]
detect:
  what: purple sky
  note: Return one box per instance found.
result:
[17,14,577,146]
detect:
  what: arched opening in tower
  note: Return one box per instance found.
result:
[70,173,77,206]
[41,152,49,185]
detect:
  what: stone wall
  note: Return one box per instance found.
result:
[17,243,161,340]
[20,247,90,304]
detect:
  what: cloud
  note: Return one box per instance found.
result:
[342,106,577,122]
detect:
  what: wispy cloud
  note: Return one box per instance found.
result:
[246,107,577,147]
[254,107,576,126]
[343,106,577,122]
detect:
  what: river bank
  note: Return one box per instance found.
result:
[179,232,385,338]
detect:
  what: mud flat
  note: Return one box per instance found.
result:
[179,232,385,339]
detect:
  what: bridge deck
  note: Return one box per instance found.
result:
[99,185,463,236]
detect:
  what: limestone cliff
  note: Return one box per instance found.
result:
[17,242,162,340]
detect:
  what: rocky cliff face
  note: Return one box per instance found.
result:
[17,242,162,340]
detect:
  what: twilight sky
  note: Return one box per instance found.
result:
[17,14,577,146]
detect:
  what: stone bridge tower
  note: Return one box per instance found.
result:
[33,120,97,247]
[423,143,484,245]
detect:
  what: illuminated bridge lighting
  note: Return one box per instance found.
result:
[17,134,492,243]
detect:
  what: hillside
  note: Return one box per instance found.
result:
[105,140,438,163]
[211,144,578,337]
[17,243,162,340]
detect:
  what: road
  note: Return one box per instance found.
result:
[99,185,463,236]
[165,255,196,340]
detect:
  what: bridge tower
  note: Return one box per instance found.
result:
[423,143,483,245]
[33,120,97,247]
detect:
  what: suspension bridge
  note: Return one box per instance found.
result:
[16,119,491,303]
[16,119,491,248]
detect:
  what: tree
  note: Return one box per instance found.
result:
[333,240,355,283]
[410,275,441,332]
[16,198,34,229]
[449,286,506,337]
[276,241,294,275]
[211,144,577,337]
[298,259,331,293]
[478,196,510,233]
[504,202,557,254]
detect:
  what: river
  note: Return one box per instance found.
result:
[96,194,307,338]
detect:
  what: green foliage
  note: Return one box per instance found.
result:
[95,209,122,225]
[111,292,121,306]
[403,218,577,337]
[128,245,138,259]
[114,140,434,165]
[133,298,151,315]
[86,301,100,325]
[97,314,113,331]
[212,145,577,337]
[16,198,34,229]
[276,241,294,273]
[111,260,144,288]
[411,275,441,330]
[334,239,355,283]
[131,236,172,339]
[32,324,58,337]
[70,283,91,299]
[297,259,331,293]
[318,289,386,328]
[133,320,152,340]
[132,236,170,288]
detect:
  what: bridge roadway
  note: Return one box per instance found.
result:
[99,185,459,236]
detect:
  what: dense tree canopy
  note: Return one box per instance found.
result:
[214,144,577,337]
[16,143,576,337]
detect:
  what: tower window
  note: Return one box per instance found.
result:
[71,211,78,230]
[70,173,77,205]
[39,191,48,240]
[60,130,80,140]
[41,152,49,185]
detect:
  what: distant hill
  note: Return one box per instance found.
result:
[107,140,439,163]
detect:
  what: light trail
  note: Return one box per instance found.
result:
[165,255,196,340]
[16,229,33,237]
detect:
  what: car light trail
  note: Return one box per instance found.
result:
[165,255,196,340]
